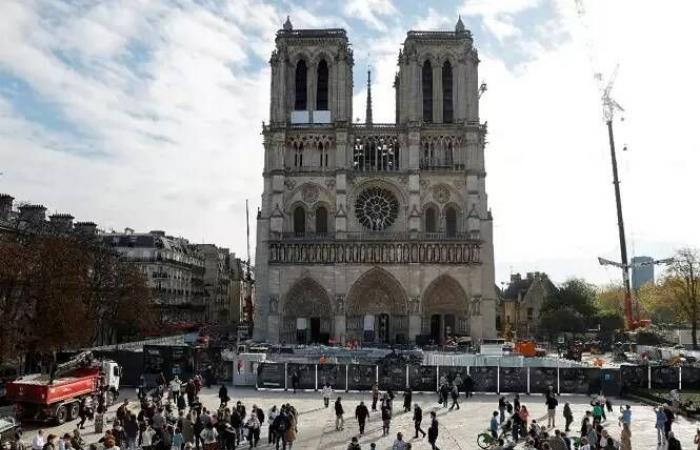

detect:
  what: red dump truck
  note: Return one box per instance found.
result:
[5,352,121,424]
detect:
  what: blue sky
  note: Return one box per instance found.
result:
[1,0,699,286]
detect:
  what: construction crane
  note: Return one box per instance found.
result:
[573,0,674,330]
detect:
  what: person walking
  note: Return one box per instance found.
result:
[355,401,369,435]
[464,374,474,398]
[322,383,333,408]
[371,383,379,411]
[563,402,573,432]
[498,397,507,424]
[449,382,460,410]
[490,412,499,439]
[140,423,157,450]
[619,423,631,450]
[655,405,668,446]
[268,406,279,445]
[668,431,682,450]
[291,370,300,394]
[428,411,440,450]
[413,404,426,439]
[381,404,392,437]
[218,385,229,408]
[32,431,46,450]
[439,382,449,408]
[200,423,218,450]
[546,394,558,428]
[334,397,345,431]
[403,389,412,413]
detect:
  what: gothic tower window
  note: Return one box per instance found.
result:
[425,206,437,233]
[294,60,307,111]
[293,206,306,235]
[445,206,457,237]
[315,206,328,234]
[422,60,433,123]
[442,61,453,123]
[316,59,329,111]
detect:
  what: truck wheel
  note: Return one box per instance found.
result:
[56,405,67,425]
[68,402,79,420]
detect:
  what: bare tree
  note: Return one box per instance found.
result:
[666,248,700,349]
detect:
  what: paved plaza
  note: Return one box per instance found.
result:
[16,386,699,450]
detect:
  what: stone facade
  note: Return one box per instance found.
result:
[500,272,557,339]
[254,18,497,345]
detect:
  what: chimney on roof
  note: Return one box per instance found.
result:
[510,273,521,283]
[150,230,166,237]
[19,204,47,225]
[526,272,534,280]
[0,194,13,221]
[49,213,74,232]
[74,221,97,236]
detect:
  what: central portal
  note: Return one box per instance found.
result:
[347,268,408,344]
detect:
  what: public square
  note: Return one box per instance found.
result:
[17,387,699,450]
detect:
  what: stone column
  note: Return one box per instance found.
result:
[433,59,442,123]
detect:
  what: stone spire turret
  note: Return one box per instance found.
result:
[365,69,373,125]
[283,16,293,31]
[455,15,465,34]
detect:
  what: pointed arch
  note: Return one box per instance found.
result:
[422,60,433,122]
[442,60,453,123]
[424,204,438,233]
[281,277,333,344]
[316,59,329,110]
[445,205,458,237]
[315,206,328,233]
[294,59,308,111]
[346,267,408,315]
[422,274,470,340]
[293,205,306,234]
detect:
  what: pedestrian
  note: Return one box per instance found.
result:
[490,412,499,439]
[268,406,279,445]
[513,394,521,412]
[200,423,218,450]
[355,401,369,435]
[371,383,379,411]
[33,430,46,450]
[124,415,139,450]
[619,422,631,450]
[71,430,84,450]
[546,394,558,428]
[291,370,300,394]
[668,431,682,450]
[464,374,474,398]
[245,412,261,447]
[655,405,667,446]
[579,437,590,450]
[413,404,426,439]
[403,388,412,412]
[592,403,603,425]
[218,385,229,408]
[449,382,460,410]
[271,409,288,450]
[334,397,344,431]
[428,411,440,450]
[284,411,297,450]
[619,404,631,427]
[694,428,700,450]
[548,430,567,450]
[664,404,675,438]
[322,383,333,408]
[381,403,392,436]
[172,429,184,450]
[563,402,573,432]
[220,425,236,450]
[498,396,506,424]
[346,437,361,450]
[170,376,182,403]
[392,432,407,450]
[186,380,196,407]
[439,382,449,408]
[602,437,616,450]
[229,408,241,446]
[140,423,157,450]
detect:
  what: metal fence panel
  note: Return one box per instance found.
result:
[378,364,407,391]
[651,366,680,390]
[257,363,285,389]
[499,367,527,393]
[409,365,437,391]
[286,363,316,390]
[348,365,377,391]
[530,367,557,394]
[559,368,600,395]
[318,364,346,391]
[470,366,498,392]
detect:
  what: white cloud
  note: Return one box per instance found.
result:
[343,0,397,31]
[460,0,542,40]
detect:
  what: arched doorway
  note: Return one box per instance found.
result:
[346,268,408,344]
[281,278,333,344]
[422,275,470,343]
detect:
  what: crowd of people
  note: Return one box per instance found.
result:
[19,371,696,450]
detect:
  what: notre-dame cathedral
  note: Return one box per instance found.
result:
[254,17,497,345]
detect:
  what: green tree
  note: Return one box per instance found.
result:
[539,307,585,339]
[664,248,700,349]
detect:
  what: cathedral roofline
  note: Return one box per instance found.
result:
[276,28,348,40]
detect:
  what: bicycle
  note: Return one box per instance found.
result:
[477,429,512,449]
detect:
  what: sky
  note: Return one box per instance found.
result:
[0,0,699,287]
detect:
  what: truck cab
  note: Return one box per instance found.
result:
[101,361,121,394]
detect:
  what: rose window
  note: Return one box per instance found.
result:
[355,187,399,231]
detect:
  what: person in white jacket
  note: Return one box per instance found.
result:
[322,383,333,408]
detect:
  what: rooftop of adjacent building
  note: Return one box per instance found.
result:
[502,271,556,302]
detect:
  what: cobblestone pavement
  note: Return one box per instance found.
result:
[17,387,699,450]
